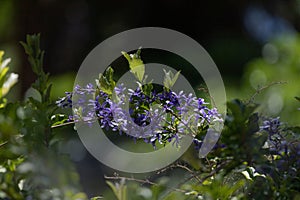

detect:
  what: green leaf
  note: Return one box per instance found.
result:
[287,126,300,134]
[50,114,69,127]
[44,84,52,102]
[122,48,145,82]
[21,34,50,103]
[180,146,202,170]
[227,99,258,123]
[163,191,187,200]
[0,65,8,81]
[20,34,44,75]
[90,197,103,200]
[247,113,259,135]
[0,51,4,62]
[295,96,300,102]
[163,69,181,90]
[96,66,116,95]
[142,83,153,97]
[0,51,18,101]
[0,66,9,97]
[106,180,127,200]
[149,177,169,200]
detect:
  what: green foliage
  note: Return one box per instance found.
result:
[20,34,51,103]
[1,35,299,200]
[50,114,70,127]
[237,35,300,124]
[122,48,145,82]
[190,175,246,199]
[0,51,18,108]
[104,95,299,199]
[50,72,76,100]
[221,100,267,168]
[0,35,90,199]
[96,66,116,95]
[163,69,180,91]
[106,180,127,200]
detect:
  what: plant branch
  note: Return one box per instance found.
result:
[248,81,287,104]
[51,121,76,129]
[175,163,202,182]
[0,141,8,148]
[104,175,187,193]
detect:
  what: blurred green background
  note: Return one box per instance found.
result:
[0,0,300,197]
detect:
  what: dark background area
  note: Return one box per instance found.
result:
[2,0,299,93]
[1,0,299,197]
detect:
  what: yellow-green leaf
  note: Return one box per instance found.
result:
[163,69,181,90]
[96,66,116,95]
[121,48,145,82]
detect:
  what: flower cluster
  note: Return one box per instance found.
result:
[260,117,281,136]
[260,117,300,176]
[260,117,286,155]
[57,83,222,148]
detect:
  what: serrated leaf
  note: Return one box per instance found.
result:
[122,48,145,82]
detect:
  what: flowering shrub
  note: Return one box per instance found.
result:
[0,34,299,200]
[56,70,222,148]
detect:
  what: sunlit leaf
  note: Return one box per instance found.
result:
[122,48,145,82]
[163,69,181,90]
[96,66,116,95]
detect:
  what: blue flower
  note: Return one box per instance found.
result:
[58,83,222,149]
[56,92,72,108]
[260,117,281,135]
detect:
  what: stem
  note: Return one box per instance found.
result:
[166,108,199,137]
[104,175,187,193]
[51,115,105,129]
[175,163,202,182]
[0,141,8,148]
[248,81,287,104]
[0,135,24,148]
[180,159,232,185]
[51,121,75,129]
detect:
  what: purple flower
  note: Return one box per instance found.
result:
[57,83,222,149]
[114,83,126,96]
[260,117,281,135]
[56,92,72,108]
[86,83,94,94]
